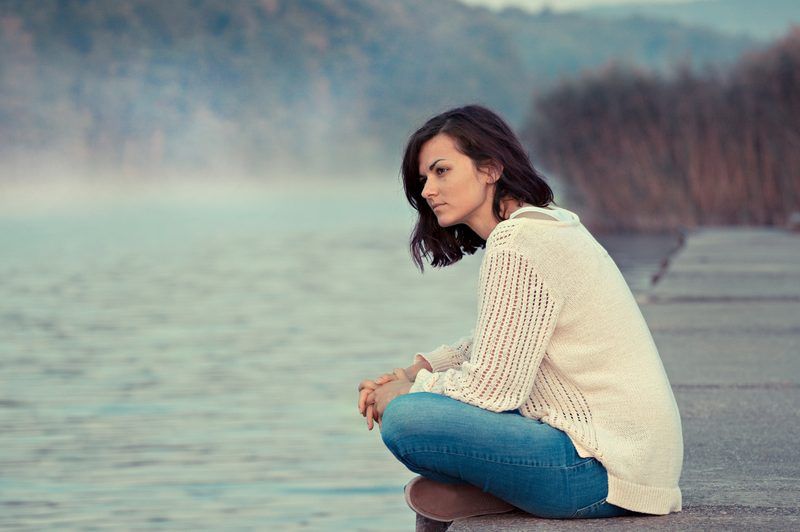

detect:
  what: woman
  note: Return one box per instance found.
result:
[357,104,683,522]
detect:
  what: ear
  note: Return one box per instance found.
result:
[483,160,504,184]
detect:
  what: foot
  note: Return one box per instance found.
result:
[404,476,516,522]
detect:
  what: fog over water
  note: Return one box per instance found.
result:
[0,179,679,530]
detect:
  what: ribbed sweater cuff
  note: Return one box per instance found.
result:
[413,344,459,373]
[606,474,682,515]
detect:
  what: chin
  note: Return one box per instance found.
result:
[435,214,453,227]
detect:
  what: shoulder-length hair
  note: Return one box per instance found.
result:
[401,104,556,272]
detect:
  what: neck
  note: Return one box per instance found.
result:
[469,197,526,241]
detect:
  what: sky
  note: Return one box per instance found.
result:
[459,0,702,12]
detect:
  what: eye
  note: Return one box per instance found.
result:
[418,175,427,183]
[436,167,447,176]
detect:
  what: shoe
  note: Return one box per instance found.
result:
[404,476,516,522]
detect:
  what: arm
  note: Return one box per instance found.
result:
[358,330,472,424]
[411,329,474,375]
[409,247,565,412]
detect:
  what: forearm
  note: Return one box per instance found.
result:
[405,358,433,381]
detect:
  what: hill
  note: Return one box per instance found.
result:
[0,0,756,179]
[580,0,800,41]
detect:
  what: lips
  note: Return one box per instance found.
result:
[430,203,445,209]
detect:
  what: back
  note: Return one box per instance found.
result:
[504,216,684,515]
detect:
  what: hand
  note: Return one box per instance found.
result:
[372,368,412,425]
[358,372,397,416]
[359,366,410,430]
[357,364,416,423]
[357,359,431,430]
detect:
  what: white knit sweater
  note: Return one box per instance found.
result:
[409,204,683,515]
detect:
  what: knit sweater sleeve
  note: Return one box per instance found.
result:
[409,247,565,412]
[411,330,474,373]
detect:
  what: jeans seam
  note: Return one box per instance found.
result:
[401,448,597,470]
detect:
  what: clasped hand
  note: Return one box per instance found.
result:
[357,368,413,431]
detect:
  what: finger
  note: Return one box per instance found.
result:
[358,379,379,394]
[359,387,372,415]
[360,386,378,415]
[358,379,380,392]
[374,404,382,425]
[366,405,374,430]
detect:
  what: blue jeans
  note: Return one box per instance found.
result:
[380,392,637,519]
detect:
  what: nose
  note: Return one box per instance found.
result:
[421,178,436,199]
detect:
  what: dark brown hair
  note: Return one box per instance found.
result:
[401,104,556,272]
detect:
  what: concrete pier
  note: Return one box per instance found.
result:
[444,227,800,531]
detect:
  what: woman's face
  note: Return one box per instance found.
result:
[418,133,497,229]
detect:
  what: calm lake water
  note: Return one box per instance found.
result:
[0,180,681,530]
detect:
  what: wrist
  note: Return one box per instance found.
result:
[403,363,422,381]
[413,355,433,373]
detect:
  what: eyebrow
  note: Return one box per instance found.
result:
[419,158,445,175]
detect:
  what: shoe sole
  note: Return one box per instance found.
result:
[404,476,515,522]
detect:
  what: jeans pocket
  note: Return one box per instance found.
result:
[572,499,634,519]
[571,497,607,518]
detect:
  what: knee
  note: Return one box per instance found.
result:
[380,392,440,455]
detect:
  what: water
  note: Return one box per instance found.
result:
[0,181,680,530]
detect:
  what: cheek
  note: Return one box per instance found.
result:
[446,173,473,197]
[459,177,485,203]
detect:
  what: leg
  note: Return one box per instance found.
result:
[380,392,632,519]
